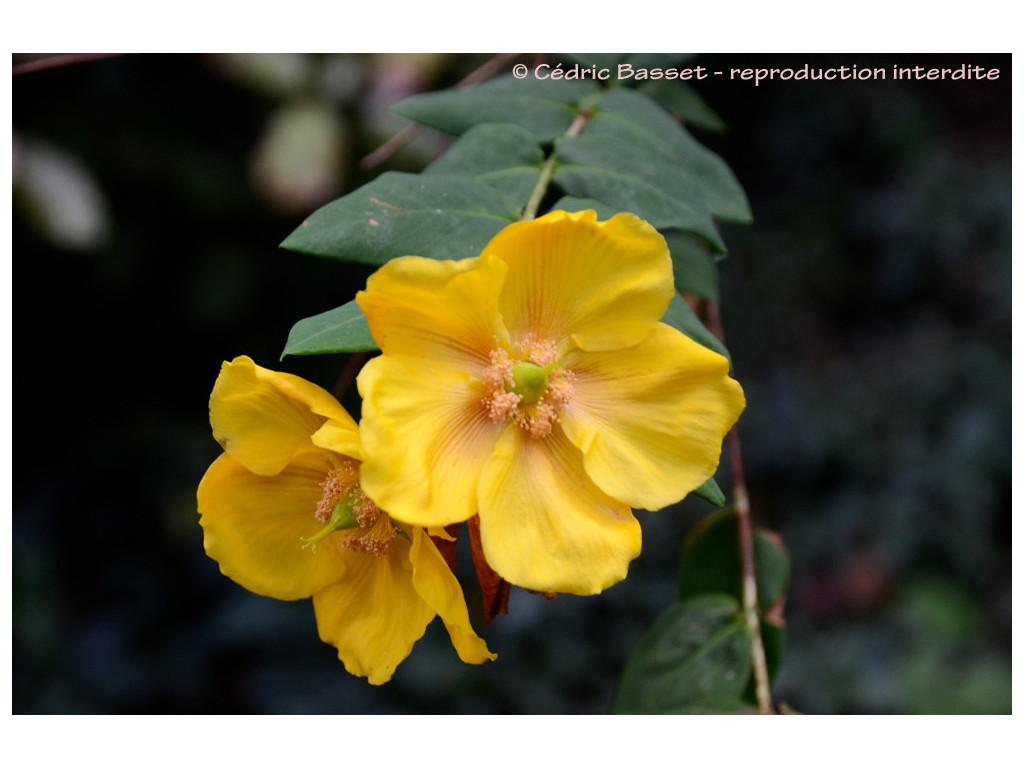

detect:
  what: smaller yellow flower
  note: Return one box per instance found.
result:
[196,356,494,685]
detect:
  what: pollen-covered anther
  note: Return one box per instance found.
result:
[517,336,558,367]
[480,348,514,388]
[516,370,575,438]
[481,348,521,423]
[343,488,399,556]
[316,463,360,523]
[516,403,558,438]
[546,369,575,409]
[485,390,522,422]
[480,340,575,438]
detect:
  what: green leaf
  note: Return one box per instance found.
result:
[280,299,378,358]
[588,88,751,223]
[661,294,730,361]
[678,507,791,614]
[392,75,596,142]
[390,79,750,249]
[549,196,620,220]
[611,594,754,714]
[639,81,728,133]
[664,230,720,300]
[692,477,726,507]
[424,123,544,208]
[551,100,723,248]
[677,508,790,705]
[758,621,787,693]
[279,172,519,265]
[552,147,725,251]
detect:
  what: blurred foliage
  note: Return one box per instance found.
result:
[12,52,1010,713]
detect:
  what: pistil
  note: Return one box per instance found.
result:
[306,463,398,555]
[510,360,554,404]
[480,338,575,438]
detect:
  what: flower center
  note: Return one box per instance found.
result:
[304,462,398,556]
[480,337,574,438]
[510,360,552,404]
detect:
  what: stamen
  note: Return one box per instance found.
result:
[485,390,521,422]
[522,338,558,367]
[481,348,514,388]
[310,461,397,556]
[342,488,398,556]
[517,403,558,438]
[478,337,575,438]
[316,463,359,522]
[546,369,575,409]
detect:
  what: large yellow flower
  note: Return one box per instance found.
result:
[196,355,494,685]
[356,209,746,596]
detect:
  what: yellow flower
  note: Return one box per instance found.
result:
[356,209,746,596]
[196,355,494,685]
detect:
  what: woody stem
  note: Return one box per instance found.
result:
[730,427,772,713]
[705,297,773,714]
[361,52,521,171]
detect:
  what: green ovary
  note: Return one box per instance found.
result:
[510,361,552,404]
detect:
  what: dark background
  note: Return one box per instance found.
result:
[12,53,1011,714]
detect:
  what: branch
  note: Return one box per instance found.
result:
[521,108,590,220]
[13,53,123,76]
[330,351,369,403]
[360,53,521,172]
[705,298,773,714]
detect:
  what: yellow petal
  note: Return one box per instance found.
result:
[312,537,434,685]
[356,253,510,366]
[560,323,745,511]
[311,418,363,461]
[428,526,457,542]
[196,451,348,600]
[485,209,674,352]
[477,426,641,595]
[409,527,496,665]
[210,355,359,475]
[358,352,504,527]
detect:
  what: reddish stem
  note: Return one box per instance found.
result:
[705,298,773,713]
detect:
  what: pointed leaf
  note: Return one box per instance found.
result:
[281,299,377,358]
[280,172,519,264]
[593,88,751,223]
[664,230,720,300]
[424,123,544,208]
[639,81,727,133]
[661,294,730,361]
[392,75,597,142]
[692,477,726,507]
[553,132,725,251]
[549,196,620,219]
[611,594,754,714]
